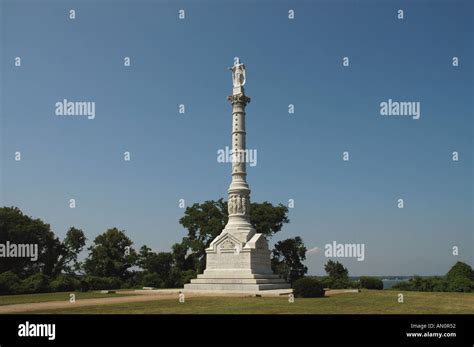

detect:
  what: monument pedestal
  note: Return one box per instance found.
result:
[184,230,290,291]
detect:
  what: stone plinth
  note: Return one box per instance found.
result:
[184,232,290,291]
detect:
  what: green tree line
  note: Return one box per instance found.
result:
[0,202,308,294]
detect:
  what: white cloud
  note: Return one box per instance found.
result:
[307,246,320,255]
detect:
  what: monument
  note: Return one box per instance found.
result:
[184,59,291,291]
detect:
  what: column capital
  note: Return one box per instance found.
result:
[227,93,251,105]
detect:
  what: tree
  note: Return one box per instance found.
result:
[148,252,173,284]
[324,260,350,288]
[0,207,62,277]
[446,262,473,292]
[271,237,307,283]
[446,261,474,281]
[171,241,188,271]
[58,227,86,275]
[324,260,349,281]
[137,245,152,269]
[138,246,174,287]
[250,202,289,238]
[179,199,228,273]
[178,199,290,273]
[83,228,137,280]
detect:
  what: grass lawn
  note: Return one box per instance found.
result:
[0,291,134,306]
[18,290,474,314]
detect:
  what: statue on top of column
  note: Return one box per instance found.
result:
[229,57,246,88]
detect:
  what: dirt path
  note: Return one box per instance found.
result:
[0,292,179,314]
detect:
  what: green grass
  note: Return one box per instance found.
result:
[0,291,134,306]
[17,290,474,314]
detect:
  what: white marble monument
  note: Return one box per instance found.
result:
[184,59,291,291]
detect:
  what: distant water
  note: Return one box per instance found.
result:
[382,278,410,289]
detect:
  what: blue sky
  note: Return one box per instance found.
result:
[1,0,472,275]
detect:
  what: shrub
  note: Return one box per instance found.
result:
[401,276,451,292]
[328,279,343,289]
[85,276,122,290]
[359,276,383,290]
[391,281,411,290]
[346,280,361,289]
[50,274,80,292]
[180,270,197,287]
[78,279,90,292]
[0,271,22,294]
[293,277,325,298]
[324,278,354,289]
[142,273,163,288]
[391,276,469,293]
[123,271,144,289]
[448,277,473,293]
[431,277,449,292]
[20,273,49,294]
[167,268,197,287]
[319,276,330,288]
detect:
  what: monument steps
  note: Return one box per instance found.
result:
[190,278,287,284]
[184,282,291,291]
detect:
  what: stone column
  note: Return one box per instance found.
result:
[224,87,256,243]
